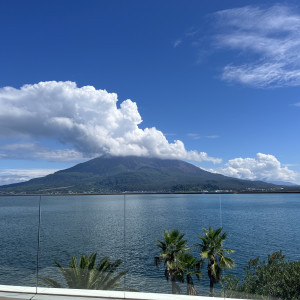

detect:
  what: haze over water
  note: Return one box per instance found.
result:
[0,193,299,294]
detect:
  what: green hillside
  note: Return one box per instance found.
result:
[0,155,283,194]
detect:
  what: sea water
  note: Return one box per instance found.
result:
[0,193,299,294]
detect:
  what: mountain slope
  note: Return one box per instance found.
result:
[0,155,280,194]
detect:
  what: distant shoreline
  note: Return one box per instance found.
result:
[1,191,300,197]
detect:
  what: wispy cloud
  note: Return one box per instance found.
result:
[173,39,182,48]
[173,27,201,49]
[283,163,300,167]
[0,169,59,186]
[0,143,85,162]
[185,28,199,37]
[187,133,201,140]
[294,102,300,106]
[206,135,219,139]
[188,134,220,140]
[214,4,300,87]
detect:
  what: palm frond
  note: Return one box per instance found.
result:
[156,229,192,294]
[41,253,127,290]
[39,276,64,288]
[197,226,235,294]
[219,256,235,269]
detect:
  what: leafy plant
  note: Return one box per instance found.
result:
[197,225,235,296]
[40,253,127,290]
[221,251,300,299]
[178,252,203,295]
[155,229,203,295]
[155,229,188,294]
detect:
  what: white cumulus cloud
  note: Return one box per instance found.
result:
[0,81,221,163]
[213,4,300,87]
[215,153,299,184]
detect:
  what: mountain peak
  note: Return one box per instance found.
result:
[0,155,280,194]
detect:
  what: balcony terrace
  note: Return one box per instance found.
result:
[0,193,299,300]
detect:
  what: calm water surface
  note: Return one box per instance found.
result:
[0,193,299,294]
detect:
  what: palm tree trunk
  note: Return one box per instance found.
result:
[171,280,182,294]
[208,262,214,297]
[172,280,176,294]
[209,278,214,297]
[186,274,198,295]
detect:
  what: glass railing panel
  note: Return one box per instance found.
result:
[37,194,125,295]
[220,193,300,299]
[0,195,40,287]
[124,193,300,298]
[124,193,224,296]
[1,192,298,299]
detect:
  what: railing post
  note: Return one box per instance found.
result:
[36,195,42,294]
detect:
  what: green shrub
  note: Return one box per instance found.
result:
[221,251,300,299]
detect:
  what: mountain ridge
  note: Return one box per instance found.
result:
[0,155,288,194]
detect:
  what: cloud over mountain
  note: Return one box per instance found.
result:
[0,81,221,163]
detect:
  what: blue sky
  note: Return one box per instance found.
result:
[0,0,300,185]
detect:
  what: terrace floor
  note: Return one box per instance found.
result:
[0,286,236,300]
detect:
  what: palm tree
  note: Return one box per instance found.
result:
[155,229,189,294]
[178,252,203,295]
[39,253,128,290]
[197,226,235,296]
